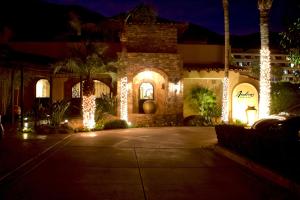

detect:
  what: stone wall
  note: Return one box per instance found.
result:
[125,24,177,53]
[118,52,183,117]
[129,114,183,127]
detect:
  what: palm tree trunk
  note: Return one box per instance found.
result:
[258,0,272,118]
[221,0,230,123]
[82,77,96,129]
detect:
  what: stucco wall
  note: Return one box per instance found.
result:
[183,69,259,121]
[52,77,68,102]
[178,44,224,64]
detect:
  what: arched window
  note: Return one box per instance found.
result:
[72,80,110,98]
[36,79,50,98]
[140,82,153,100]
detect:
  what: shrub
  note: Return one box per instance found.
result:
[103,119,128,130]
[95,94,117,122]
[183,115,206,126]
[215,124,299,166]
[186,86,221,125]
[50,100,70,127]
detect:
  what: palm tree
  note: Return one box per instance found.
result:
[258,0,273,119]
[53,42,117,129]
[221,0,230,123]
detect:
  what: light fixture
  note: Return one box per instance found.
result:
[245,106,257,126]
[259,47,271,119]
[82,95,96,129]
[221,77,229,123]
[120,77,128,122]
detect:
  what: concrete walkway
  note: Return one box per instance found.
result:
[0,127,295,199]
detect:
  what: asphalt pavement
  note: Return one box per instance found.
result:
[0,127,295,200]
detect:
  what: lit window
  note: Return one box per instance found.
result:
[36,79,50,98]
[72,80,110,98]
[140,83,153,99]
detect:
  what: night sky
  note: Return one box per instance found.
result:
[45,0,297,35]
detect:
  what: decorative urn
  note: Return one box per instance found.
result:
[143,100,156,114]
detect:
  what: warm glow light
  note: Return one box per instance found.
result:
[80,132,97,137]
[140,71,153,79]
[169,82,181,94]
[22,133,28,140]
[36,79,50,98]
[120,77,128,122]
[232,83,259,124]
[82,95,96,129]
[221,77,229,123]
[246,107,258,126]
[23,122,29,132]
[259,48,271,119]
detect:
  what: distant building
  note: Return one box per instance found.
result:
[231,49,298,83]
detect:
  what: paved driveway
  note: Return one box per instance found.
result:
[0,127,294,200]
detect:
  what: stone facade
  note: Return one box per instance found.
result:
[125,24,178,53]
[118,24,183,125]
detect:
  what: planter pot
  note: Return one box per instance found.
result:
[143,100,156,114]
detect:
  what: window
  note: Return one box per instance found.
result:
[140,83,153,100]
[36,79,50,98]
[72,80,110,98]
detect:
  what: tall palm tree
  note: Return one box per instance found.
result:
[221,0,230,123]
[258,0,273,119]
[53,42,117,129]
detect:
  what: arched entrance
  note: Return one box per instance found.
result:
[132,70,166,114]
[232,83,258,124]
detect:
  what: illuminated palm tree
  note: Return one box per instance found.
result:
[258,0,273,118]
[221,0,230,123]
[53,42,117,129]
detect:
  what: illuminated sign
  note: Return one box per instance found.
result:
[236,91,254,98]
[232,83,258,124]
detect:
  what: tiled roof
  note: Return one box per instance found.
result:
[183,63,247,72]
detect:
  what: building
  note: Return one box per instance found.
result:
[231,49,295,83]
[0,23,265,126]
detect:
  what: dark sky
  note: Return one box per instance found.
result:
[45,0,297,35]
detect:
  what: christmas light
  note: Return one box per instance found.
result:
[120,77,128,122]
[221,77,229,123]
[82,95,96,129]
[259,47,271,119]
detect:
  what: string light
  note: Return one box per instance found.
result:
[259,47,271,119]
[221,77,229,123]
[82,95,96,129]
[120,77,128,122]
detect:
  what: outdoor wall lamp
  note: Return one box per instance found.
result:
[246,106,257,126]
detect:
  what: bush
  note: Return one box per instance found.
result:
[215,124,299,166]
[95,94,117,122]
[183,115,206,126]
[186,86,221,125]
[50,100,70,127]
[103,119,128,130]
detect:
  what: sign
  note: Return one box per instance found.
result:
[232,83,258,123]
[236,91,254,98]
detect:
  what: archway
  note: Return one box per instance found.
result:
[36,79,50,98]
[132,70,166,114]
[71,80,110,98]
[232,83,258,124]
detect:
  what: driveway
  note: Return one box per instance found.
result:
[0,127,294,200]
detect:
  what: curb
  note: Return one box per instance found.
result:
[214,145,300,196]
